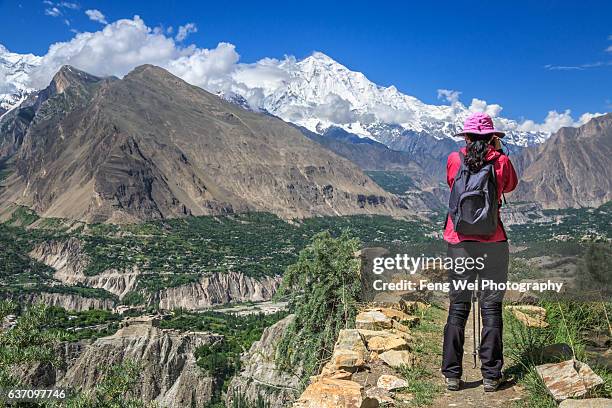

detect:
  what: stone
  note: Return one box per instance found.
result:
[535,359,604,401]
[379,350,416,369]
[367,335,409,352]
[358,329,389,340]
[376,307,411,321]
[356,310,393,330]
[330,349,366,371]
[329,329,368,371]
[535,343,574,362]
[376,374,408,391]
[335,329,368,355]
[507,305,549,328]
[392,320,412,334]
[365,387,394,404]
[292,378,364,408]
[558,398,612,408]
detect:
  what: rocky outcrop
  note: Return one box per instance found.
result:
[30,239,282,311]
[226,314,302,408]
[30,238,140,299]
[15,292,115,311]
[157,272,282,310]
[56,319,220,407]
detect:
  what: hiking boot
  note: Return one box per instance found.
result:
[445,377,461,391]
[483,378,502,392]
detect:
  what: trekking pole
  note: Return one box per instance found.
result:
[476,285,481,365]
[472,286,478,369]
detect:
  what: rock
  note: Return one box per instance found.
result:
[379,350,416,369]
[586,347,612,371]
[367,335,409,352]
[392,320,412,334]
[507,305,549,328]
[365,387,394,404]
[558,398,612,408]
[51,320,220,407]
[399,300,428,315]
[13,292,116,312]
[336,329,368,354]
[292,378,364,408]
[535,359,604,401]
[534,343,574,362]
[376,374,408,391]
[158,272,282,310]
[358,329,388,340]
[356,310,393,330]
[329,329,367,371]
[330,349,366,371]
[368,307,420,326]
[226,315,301,408]
[504,290,540,305]
[330,370,353,380]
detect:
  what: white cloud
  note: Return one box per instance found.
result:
[59,2,79,9]
[437,89,461,104]
[19,14,604,135]
[518,110,604,133]
[45,7,61,17]
[44,1,79,17]
[469,98,503,118]
[85,9,107,24]
[176,23,197,41]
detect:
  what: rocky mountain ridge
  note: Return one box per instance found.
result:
[512,113,612,208]
[0,64,410,222]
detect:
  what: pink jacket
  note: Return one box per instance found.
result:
[443,145,518,244]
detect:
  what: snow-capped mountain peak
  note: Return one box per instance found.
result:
[230,51,548,147]
[0,44,41,115]
[0,44,548,147]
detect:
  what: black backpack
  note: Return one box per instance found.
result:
[448,151,499,236]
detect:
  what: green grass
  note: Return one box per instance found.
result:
[504,300,612,407]
[396,304,445,406]
[397,364,443,406]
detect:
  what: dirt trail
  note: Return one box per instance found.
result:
[429,302,525,408]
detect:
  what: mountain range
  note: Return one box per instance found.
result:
[0,65,407,222]
[0,45,610,220]
[1,47,548,149]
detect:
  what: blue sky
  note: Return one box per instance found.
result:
[1,0,610,123]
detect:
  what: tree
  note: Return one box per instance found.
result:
[275,231,362,386]
[0,301,63,388]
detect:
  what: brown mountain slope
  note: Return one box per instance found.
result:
[511,113,612,208]
[0,65,409,223]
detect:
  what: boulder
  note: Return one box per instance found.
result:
[330,349,366,372]
[335,329,368,355]
[534,343,574,362]
[367,335,409,352]
[376,374,408,391]
[356,310,393,330]
[329,329,367,371]
[292,378,365,408]
[558,398,612,408]
[379,350,416,369]
[365,387,394,405]
[535,359,604,401]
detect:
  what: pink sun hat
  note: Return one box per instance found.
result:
[455,112,505,138]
